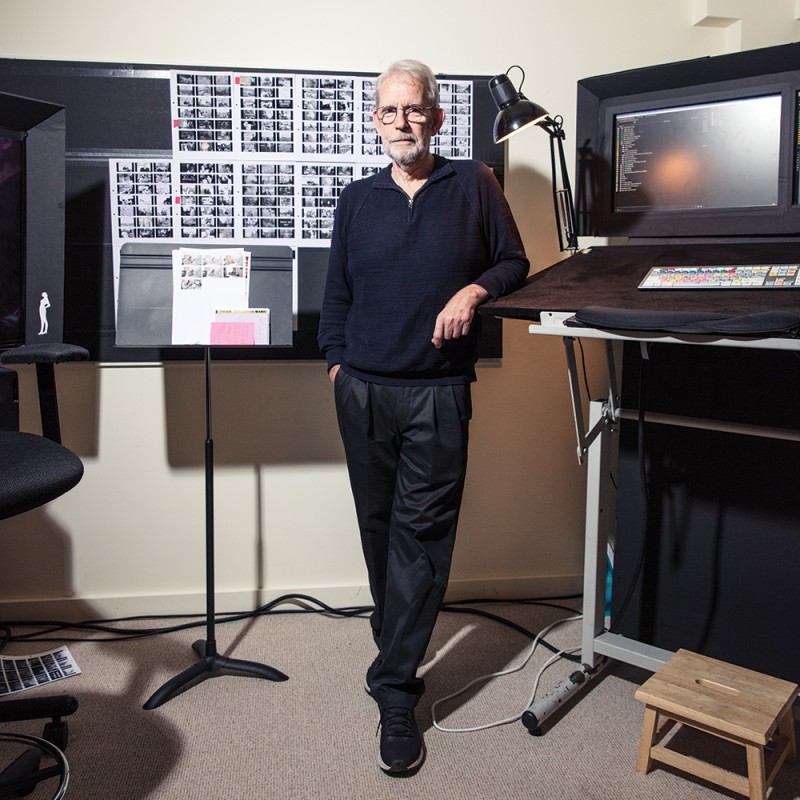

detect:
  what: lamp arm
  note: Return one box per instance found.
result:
[541,116,579,251]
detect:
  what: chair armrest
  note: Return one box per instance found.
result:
[0,695,78,723]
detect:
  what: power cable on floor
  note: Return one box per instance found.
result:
[0,594,583,661]
[431,613,583,733]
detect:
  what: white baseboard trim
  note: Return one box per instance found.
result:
[0,574,583,623]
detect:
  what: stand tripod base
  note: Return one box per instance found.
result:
[143,640,288,710]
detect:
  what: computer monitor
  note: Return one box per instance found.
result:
[613,95,781,213]
[575,42,800,242]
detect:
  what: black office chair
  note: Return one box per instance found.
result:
[0,343,88,799]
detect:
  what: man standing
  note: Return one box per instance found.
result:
[318,59,529,775]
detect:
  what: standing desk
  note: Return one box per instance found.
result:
[480,242,800,727]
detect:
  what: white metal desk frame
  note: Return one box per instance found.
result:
[522,310,800,728]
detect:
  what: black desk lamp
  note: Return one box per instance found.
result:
[489,67,578,252]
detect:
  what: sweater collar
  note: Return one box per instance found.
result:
[373,154,453,191]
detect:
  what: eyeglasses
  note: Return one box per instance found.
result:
[375,104,435,124]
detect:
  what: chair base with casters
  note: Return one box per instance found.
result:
[0,343,88,798]
[0,697,76,800]
[0,733,70,800]
[0,697,78,754]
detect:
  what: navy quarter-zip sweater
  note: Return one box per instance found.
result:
[318,156,529,385]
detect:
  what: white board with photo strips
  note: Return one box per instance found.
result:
[109,68,478,316]
[112,69,474,248]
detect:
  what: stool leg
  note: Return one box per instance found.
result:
[745,743,766,800]
[779,710,796,763]
[636,706,658,774]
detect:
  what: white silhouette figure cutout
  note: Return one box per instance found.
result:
[38,292,50,335]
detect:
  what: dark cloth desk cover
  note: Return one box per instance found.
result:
[481,242,800,323]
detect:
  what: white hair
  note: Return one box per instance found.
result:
[375,59,440,108]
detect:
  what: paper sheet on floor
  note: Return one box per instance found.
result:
[0,646,81,696]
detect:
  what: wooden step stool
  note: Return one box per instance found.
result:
[635,648,798,800]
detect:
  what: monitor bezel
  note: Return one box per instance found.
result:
[575,43,800,241]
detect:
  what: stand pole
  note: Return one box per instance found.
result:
[144,347,288,710]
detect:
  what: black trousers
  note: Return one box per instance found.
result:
[334,371,471,708]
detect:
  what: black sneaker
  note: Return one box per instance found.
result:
[377,706,425,775]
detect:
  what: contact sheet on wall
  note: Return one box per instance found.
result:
[109,67,476,336]
[110,68,474,248]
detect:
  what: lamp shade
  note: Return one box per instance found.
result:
[488,73,549,143]
[488,69,578,251]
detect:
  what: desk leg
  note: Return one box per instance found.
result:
[520,398,616,733]
[581,397,617,667]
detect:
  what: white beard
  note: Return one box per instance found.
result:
[386,135,429,168]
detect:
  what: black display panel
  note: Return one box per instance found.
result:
[614,95,781,213]
[0,130,24,348]
[0,91,66,349]
[575,42,800,241]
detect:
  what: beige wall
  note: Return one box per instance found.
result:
[0,0,797,619]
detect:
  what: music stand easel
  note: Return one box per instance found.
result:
[144,346,288,710]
